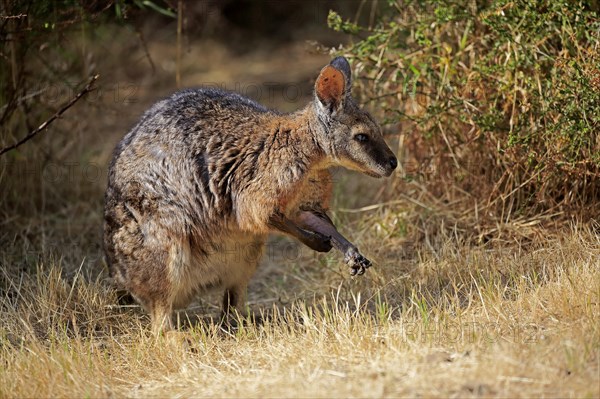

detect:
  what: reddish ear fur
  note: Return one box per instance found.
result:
[315,65,345,107]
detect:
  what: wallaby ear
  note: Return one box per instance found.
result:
[315,65,346,113]
[330,56,352,89]
[315,56,353,114]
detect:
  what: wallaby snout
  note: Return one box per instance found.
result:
[371,138,398,177]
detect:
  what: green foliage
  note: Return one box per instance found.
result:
[330,0,599,224]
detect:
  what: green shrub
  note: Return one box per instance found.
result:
[330,0,599,236]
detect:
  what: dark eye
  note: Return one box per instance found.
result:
[354,134,369,143]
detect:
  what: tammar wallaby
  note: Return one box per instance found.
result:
[103,56,397,333]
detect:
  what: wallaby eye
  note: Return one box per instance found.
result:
[354,134,369,143]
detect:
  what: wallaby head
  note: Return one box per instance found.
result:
[312,56,398,178]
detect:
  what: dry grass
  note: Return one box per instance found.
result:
[0,223,598,398]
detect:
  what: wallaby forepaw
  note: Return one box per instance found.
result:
[345,247,372,276]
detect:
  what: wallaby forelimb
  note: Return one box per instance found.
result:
[296,210,372,276]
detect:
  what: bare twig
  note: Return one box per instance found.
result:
[0,87,47,114]
[176,0,182,88]
[0,13,27,19]
[369,0,378,30]
[135,27,156,74]
[0,74,99,157]
[353,0,367,25]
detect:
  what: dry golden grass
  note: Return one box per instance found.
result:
[1,222,598,398]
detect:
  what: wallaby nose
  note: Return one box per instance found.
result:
[388,156,398,170]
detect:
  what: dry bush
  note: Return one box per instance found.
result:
[330,0,600,242]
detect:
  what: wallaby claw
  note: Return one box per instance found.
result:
[344,247,372,276]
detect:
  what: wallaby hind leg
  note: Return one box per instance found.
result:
[222,285,247,317]
[126,254,176,334]
[109,229,177,333]
[220,284,249,329]
[132,280,175,334]
[106,199,181,334]
[129,287,174,334]
[139,236,197,333]
[220,236,266,324]
[149,300,174,334]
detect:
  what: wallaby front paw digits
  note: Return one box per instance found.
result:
[359,254,372,269]
[345,247,372,276]
[349,263,367,276]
